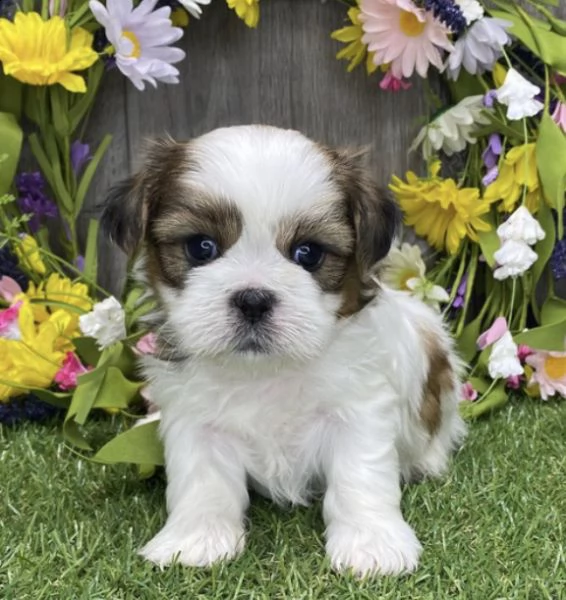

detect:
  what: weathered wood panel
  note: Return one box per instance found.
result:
[84,0,430,293]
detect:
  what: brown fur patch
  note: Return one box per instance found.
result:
[421,331,453,435]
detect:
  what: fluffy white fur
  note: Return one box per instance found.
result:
[130,126,466,577]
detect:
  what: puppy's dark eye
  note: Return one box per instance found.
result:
[291,242,325,272]
[185,235,219,264]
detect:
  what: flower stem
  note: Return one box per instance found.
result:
[508,277,517,326]
[475,377,499,405]
[455,243,479,337]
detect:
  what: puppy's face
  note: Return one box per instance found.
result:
[104,126,398,361]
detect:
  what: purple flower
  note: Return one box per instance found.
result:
[75,255,85,272]
[481,133,502,187]
[551,238,566,280]
[15,172,58,233]
[483,90,497,108]
[452,274,468,309]
[71,141,91,176]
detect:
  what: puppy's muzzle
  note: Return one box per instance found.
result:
[231,288,277,324]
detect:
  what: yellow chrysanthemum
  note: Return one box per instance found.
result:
[227,0,260,28]
[331,5,377,75]
[16,274,93,339]
[0,300,70,401]
[483,143,541,213]
[390,162,496,255]
[15,235,46,275]
[0,13,98,93]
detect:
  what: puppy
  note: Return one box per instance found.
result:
[102,125,466,577]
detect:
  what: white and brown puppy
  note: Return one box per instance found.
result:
[103,125,466,577]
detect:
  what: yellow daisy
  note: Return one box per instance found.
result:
[483,143,541,213]
[15,235,46,275]
[390,162,496,255]
[227,0,260,28]
[0,12,98,92]
[0,300,70,401]
[331,4,377,75]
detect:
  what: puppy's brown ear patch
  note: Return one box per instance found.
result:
[327,147,400,315]
[421,331,454,435]
[101,136,188,255]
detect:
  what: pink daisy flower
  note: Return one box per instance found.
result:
[525,351,566,400]
[360,0,453,79]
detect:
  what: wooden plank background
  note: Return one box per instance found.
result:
[85,0,431,294]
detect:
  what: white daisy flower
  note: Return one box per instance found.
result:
[495,68,544,121]
[454,0,484,25]
[89,0,186,90]
[79,296,127,350]
[445,18,511,80]
[381,242,426,291]
[497,206,546,246]
[488,331,523,380]
[410,95,490,159]
[493,240,538,280]
[405,277,450,311]
[178,0,211,18]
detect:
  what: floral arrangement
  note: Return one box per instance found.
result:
[0,0,565,469]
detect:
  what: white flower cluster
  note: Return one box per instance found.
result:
[79,296,127,350]
[493,206,545,280]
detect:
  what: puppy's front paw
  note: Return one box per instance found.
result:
[139,518,245,568]
[325,518,422,577]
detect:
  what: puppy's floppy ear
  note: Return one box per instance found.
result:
[101,136,185,255]
[331,147,401,274]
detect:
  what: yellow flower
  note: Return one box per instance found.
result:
[0,13,98,93]
[227,0,260,28]
[0,301,69,401]
[483,143,540,213]
[15,235,46,275]
[16,274,93,339]
[331,5,377,75]
[390,162,496,255]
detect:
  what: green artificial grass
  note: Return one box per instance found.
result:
[1,400,565,600]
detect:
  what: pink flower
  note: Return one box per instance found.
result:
[134,332,158,355]
[517,344,534,363]
[525,351,566,400]
[505,374,522,390]
[0,301,22,340]
[54,352,89,391]
[0,276,23,302]
[461,381,478,401]
[379,70,412,91]
[360,0,453,79]
[552,101,566,134]
[477,316,508,350]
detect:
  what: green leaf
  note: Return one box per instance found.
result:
[74,134,112,217]
[468,377,490,394]
[73,336,102,367]
[456,314,483,362]
[477,211,499,268]
[459,383,509,419]
[541,296,566,326]
[447,72,485,104]
[530,202,556,288]
[50,86,71,137]
[0,70,22,118]
[92,421,164,466]
[68,61,104,133]
[514,319,566,351]
[30,388,72,409]
[83,219,99,284]
[537,113,566,238]
[0,112,23,195]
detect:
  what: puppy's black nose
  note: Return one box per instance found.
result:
[231,288,276,323]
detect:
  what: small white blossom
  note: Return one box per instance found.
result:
[497,206,546,246]
[406,277,450,311]
[79,296,127,350]
[178,0,211,18]
[495,68,544,120]
[381,242,426,290]
[411,95,490,159]
[455,0,484,25]
[446,18,511,80]
[488,331,523,379]
[493,240,538,280]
